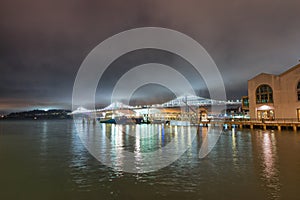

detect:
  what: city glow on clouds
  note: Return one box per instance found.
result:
[1,0,300,112]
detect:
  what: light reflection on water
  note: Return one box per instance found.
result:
[0,120,300,199]
[255,131,281,200]
[75,120,198,173]
[231,128,239,169]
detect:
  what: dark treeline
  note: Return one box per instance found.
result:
[2,109,72,120]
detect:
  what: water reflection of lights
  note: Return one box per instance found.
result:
[260,131,280,199]
[135,126,141,162]
[40,121,48,155]
[161,125,165,146]
[75,118,197,173]
[100,123,106,149]
[117,123,194,171]
[263,133,273,178]
[199,124,224,159]
[70,121,93,189]
[231,128,238,167]
[112,125,124,169]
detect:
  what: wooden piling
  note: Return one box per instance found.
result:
[263,124,267,130]
[293,125,297,132]
[277,125,281,131]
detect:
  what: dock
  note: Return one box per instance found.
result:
[200,119,300,131]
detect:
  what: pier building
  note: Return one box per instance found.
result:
[248,63,300,120]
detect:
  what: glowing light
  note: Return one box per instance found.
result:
[257,105,273,110]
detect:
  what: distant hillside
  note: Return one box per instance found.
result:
[3,109,72,120]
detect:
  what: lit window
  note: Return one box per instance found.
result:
[297,82,300,101]
[256,85,273,104]
[242,97,249,108]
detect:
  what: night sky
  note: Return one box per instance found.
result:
[1,0,299,113]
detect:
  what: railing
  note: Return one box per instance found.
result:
[214,118,300,124]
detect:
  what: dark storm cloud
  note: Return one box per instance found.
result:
[96,49,209,106]
[0,0,299,112]
[0,0,150,111]
[149,0,300,97]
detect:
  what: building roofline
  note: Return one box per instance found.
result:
[279,63,300,77]
[248,72,274,81]
[249,63,300,81]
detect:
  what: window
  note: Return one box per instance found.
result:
[242,96,249,108]
[297,82,300,101]
[256,85,273,104]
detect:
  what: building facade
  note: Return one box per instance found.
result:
[248,63,300,120]
[241,96,249,117]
